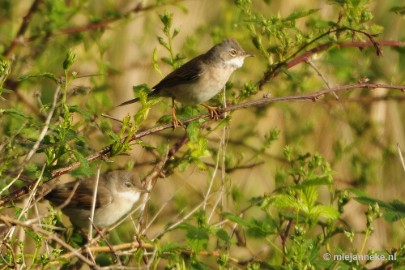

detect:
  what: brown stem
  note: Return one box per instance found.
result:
[27,0,186,41]
[258,40,404,90]
[3,0,43,58]
[1,83,404,207]
[281,219,293,265]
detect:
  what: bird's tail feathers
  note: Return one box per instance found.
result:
[117,90,160,107]
[117,97,140,107]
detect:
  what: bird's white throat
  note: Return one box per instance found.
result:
[225,57,246,69]
[119,190,142,203]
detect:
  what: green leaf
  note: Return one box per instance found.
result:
[24,228,42,243]
[309,205,340,221]
[178,223,209,252]
[70,150,93,177]
[349,189,405,222]
[190,260,212,270]
[270,193,301,210]
[222,212,251,227]
[390,6,405,15]
[159,11,173,35]
[132,84,151,102]
[263,128,280,148]
[283,9,319,21]
[160,242,185,252]
[63,50,76,70]
[301,186,319,209]
[0,88,13,94]
[215,229,232,243]
[0,108,30,119]
[294,175,333,189]
[68,105,92,120]
[161,57,173,65]
[354,196,405,223]
[186,121,200,142]
[18,72,59,82]
[246,217,277,238]
[186,121,209,159]
[152,48,163,77]
[178,223,209,241]
[157,36,169,50]
[172,28,180,38]
[383,200,405,222]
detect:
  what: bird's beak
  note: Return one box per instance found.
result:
[244,51,254,57]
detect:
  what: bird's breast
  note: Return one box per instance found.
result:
[93,192,140,227]
[165,66,235,105]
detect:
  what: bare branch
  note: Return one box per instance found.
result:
[1,83,404,207]
[258,40,404,90]
[2,0,43,57]
[397,144,405,174]
[0,85,60,198]
[0,215,97,268]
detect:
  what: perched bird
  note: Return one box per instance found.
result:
[45,170,147,228]
[119,38,253,127]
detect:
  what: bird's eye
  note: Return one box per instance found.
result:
[124,181,133,188]
[229,49,237,56]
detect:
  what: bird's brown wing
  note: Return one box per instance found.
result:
[118,53,205,105]
[45,180,113,210]
[152,54,205,95]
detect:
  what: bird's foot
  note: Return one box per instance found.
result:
[171,111,184,129]
[201,104,221,120]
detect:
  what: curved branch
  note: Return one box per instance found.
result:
[50,83,405,177]
[258,40,405,90]
[1,82,404,207]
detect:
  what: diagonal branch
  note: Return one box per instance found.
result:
[258,40,405,90]
[27,0,186,41]
[1,82,404,207]
[0,215,97,268]
[0,86,60,199]
[2,0,43,57]
[50,83,405,177]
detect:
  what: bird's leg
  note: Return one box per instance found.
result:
[201,103,221,120]
[171,98,183,128]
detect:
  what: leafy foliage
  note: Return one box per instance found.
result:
[0,0,404,269]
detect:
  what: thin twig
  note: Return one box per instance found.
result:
[1,83,405,206]
[281,219,293,264]
[0,86,60,197]
[0,215,97,268]
[205,161,265,173]
[92,224,122,266]
[138,135,189,234]
[153,200,208,240]
[305,58,339,99]
[2,164,46,244]
[57,82,405,175]
[258,40,404,90]
[55,240,154,263]
[2,0,43,57]
[137,150,169,232]
[88,166,101,239]
[101,113,124,124]
[204,142,220,211]
[59,0,185,35]
[397,144,405,174]
[143,198,170,233]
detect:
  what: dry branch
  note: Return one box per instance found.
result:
[1,83,404,207]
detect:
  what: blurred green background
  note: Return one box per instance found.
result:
[0,0,404,268]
